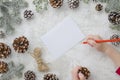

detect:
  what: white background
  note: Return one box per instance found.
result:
[0,0,120,80]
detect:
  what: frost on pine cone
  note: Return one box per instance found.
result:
[43,73,59,80]
[68,0,79,9]
[95,4,103,11]
[0,43,11,59]
[110,34,120,46]
[78,67,90,79]
[13,36,29,53]
[24,70,36,80]
[108,12,120,25]
[24,10,34,19]
[49,0,63,8]
[0,61,9,73]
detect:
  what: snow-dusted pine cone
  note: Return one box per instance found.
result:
[78,67,90,79]
[49,0,63,8]
[24,10,34,19]
[43,73,59,80]
[0,61,9,73]
[13,36,29,53]
[68,0,79,9]
[95,4,103,11]
[108,12,120,25]
[110,34,120,46]
[24,70,36,80]
[0,43,11,58]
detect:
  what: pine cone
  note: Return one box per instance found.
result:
[95,4,103,11]
[24,70,36,80]
[43,73,59,80]
[13,36,29,53]
[24,10,34,19]
[0,43,11,59]
[0,61,9,73]
[110,34,120,46]
[68,0,79,9]
[78,67,90,79]
[108,12,120,25]
[49,0,63,8]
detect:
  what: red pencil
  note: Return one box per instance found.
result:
[83,38,120,44]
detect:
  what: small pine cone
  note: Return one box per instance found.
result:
[108,12,120,25]
[0,43,11,59]
[24,10,34,19]
[78,67,90,79]
[49,0,63,8]
[68,0,79,9]
[13,36,29,53]
[95,4,103,11]
[0,61,9,73]
[43,73,59,80]
[110,34,120,46]
[24,70,36,80]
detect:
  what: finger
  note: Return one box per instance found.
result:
[78,72,86,80]
[87,40,97,47]
[94,43,102,49]
[72,66,82,75]
[85,35,98,42]
[86,35,95,40]
[72,72,79,80]
[72,66,82,80]
[86,35,102,41]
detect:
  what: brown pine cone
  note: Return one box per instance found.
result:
[24,70,36,80]
[0,61,9,73]
[43,73,59,80]
[0,43,11,59]
[13,36,29,53]
[95,4,103,11]
[110,34,120,46]
[78,67,90,79]
[49,0,63,8]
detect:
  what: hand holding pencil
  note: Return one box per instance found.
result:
[83,35,114,53]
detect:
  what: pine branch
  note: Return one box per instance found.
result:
[0,61,24,80]
[0,0,28,35]
[33,0,48,12]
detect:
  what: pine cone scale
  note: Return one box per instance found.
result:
[68,0,79,9]
[13,36,29,53]
[108,12,120,25]
[24,70,36,80]
[0,43,11,58]
[44,73,59,80]
[110,34,120,46]
[0,61,9,73]
[49,0,63,8]
[78,67,90,79]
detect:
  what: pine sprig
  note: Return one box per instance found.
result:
[0,61,24,80]
[33,0,48,13]
[0,0,28,35]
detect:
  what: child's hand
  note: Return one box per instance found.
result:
[72,66,86,80]
[85,35,110,53]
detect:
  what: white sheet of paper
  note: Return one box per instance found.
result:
[41,17,85,59]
